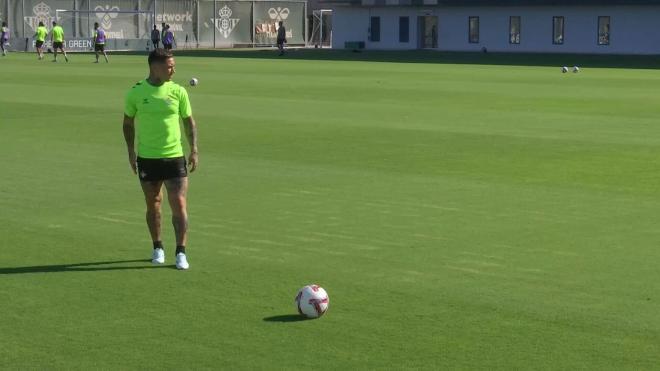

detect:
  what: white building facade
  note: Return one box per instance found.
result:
[328,1,660,54]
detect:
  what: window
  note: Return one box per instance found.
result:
[469,16,479,43]
[399,17,409,43]
[553,16,564,44]
[370,17,380,42]
[509,16,521,44]
[598,16,610,45]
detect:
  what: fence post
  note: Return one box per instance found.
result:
[22,0,25,49]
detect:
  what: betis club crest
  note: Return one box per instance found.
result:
[24,2,54,31]
[214,5,239,39]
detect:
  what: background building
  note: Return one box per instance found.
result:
[326,0,660,54]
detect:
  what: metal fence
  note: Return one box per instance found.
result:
[0,0,307,50]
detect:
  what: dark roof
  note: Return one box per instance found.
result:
[322,0,660,5]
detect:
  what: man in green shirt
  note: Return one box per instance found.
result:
[123,48,199,270]
[50,21,68,62]
[33,21,48,60]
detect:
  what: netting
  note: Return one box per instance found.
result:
[309,9,331,48]
[2,0,308,51]
[55,9,154,51]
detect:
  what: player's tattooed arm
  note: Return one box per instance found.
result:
[183,116,198,172]
[183,116,197,153]
[123,115,137,174]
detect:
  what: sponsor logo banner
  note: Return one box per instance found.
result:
[94,4,124,39]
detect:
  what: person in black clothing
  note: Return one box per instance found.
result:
[276,21,286,56]
[151,24,160,49]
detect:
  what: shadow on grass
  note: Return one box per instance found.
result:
[0,259,173,274]
[113,48,660,69]
[263,314,311,322]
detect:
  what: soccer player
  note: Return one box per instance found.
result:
[123,48,199,270]
[162,25,174,50]
[151,24,160,49]
[50,21,68,62]
[93,22,108,63]
[34,21,48,60]
[277,21,286,56]
[1,22,9,56]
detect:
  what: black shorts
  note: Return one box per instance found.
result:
[35,40,44,48]
[94,43,105,52]
[137,156,187,182]
[53,41,63,49]
[152,40,160,48]
[277,39,285,46]
[163,43,172,50]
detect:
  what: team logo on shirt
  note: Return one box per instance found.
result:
[24,2,54,32]
[212,5,240,39]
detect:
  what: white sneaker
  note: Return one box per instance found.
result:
[152,248,165,264]
[175,252,189,270]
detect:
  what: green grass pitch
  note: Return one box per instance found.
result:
[1,50,660,369]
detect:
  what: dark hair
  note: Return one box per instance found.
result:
[279,21,283,26]
[148,48,173,65]
[94,22,99,28]
[38,21,44,27]
[2,22,6,27]
[52,21,57,25]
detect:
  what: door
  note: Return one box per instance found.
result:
[417,16,438,49]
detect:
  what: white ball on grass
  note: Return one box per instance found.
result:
[295,285,329,318]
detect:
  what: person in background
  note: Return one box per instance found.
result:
[277,21,286,56]
[162,25,175,50]
[93,22,109,63]
[1,22,9,56]
[34,21,47,60]
[151,24,160,49]
[50,21,68,62]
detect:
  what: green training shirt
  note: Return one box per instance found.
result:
[51,25,64,42]
[35,26,48,42]
[124,79,192,159]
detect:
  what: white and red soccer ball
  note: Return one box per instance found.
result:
[295,285,329,318]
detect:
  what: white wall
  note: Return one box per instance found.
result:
[333,7,419,49]
[331,5,660,54]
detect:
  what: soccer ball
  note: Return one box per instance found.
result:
[189,77,199,86]
[561,66,569,73]
[573,66,580,73]
[295,284,329,318]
